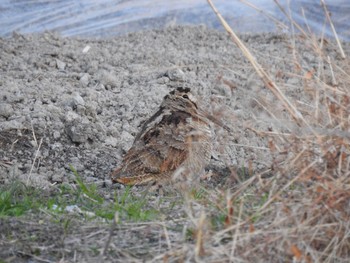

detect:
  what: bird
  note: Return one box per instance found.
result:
[110,87,212,186]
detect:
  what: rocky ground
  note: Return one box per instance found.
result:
[0,26,282,190]
[1,26,349,262]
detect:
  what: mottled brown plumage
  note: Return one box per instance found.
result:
[111,87,212,185]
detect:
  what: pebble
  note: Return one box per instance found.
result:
[51,168,66,183]
[56,59,66,70]
[66,124,88,143]
[165,68,186,81]
[98,69,119,87]
[79,73,90,86]
[0,103,14,118]
[53,131,61,139]
[0,118,25,130]
[72,93,85,107]
[69,157,85,172]
[105,136,119,147]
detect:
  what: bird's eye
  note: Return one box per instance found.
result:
[182,95,189,99]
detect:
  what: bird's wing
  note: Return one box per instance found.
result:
[111,109,194,185]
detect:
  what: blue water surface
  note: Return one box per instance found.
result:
[0,0,349,41]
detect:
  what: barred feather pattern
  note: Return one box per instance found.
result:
[110,87,212,186]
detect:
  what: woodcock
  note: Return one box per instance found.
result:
[111,87,212,185]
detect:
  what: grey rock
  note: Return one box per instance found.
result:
[76,105,85,115]
[79,73,90,86]
[50,142,62,151]
[156,77,169,84]
[51,168,66,183]
[97,69,119,87]
[165,68,186,81]
[68,157,85,172]
[105,136,119,147]
[51,173,63,183]
[65,110,80,122]
[120,130,134,152]
[53,131,61,139]
[56,59,66,70]
[72,92,85,107]
[0,117,25,130]
[0,103,14,118]
[2,84,24,103]
[66,124,88,143]
[85,102,98,120]
[47,104,61,117]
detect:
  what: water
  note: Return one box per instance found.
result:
[1,0,349,41]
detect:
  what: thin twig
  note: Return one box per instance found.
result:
[258,159,319,211]
[230,200,243,259]
[195,210,206,259]
[207,0,307,127]
[163,223,172,249]
[31,121,38,147]
[320,0,346,59]
[28,137,43,184]
[102,212,118,257]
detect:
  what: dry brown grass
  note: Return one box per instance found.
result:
[159,1,350,262]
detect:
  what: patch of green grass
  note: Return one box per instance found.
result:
[0,166,160,223]
[70,165,103,204]
[70,165,159,222]
[191,187,207,200]
[0,181,43,216]
[210,212,227,230]
[185,227,195,241]
[96,186,159,221]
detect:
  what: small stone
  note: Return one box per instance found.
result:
[53,131,61,139]
[50,142,62,151]
[120,130,134,152]
[56,59,66,70]
[0,118,25,130]
[82,45,91,53]
[29,140,37,148]
[98,69,119,87]
[72,93,85,107]
[95,83,105,91]
[65,111,80,122]
[103,179,113,187]
[69,157,85,172]
[66,124,88,143]
[79,73,90,86]
[105,136,119,147]
[0,103,14,118]
[76,105,85,115]
[51,173,62,182]
[156,77,169,84]
[165,68,186,81]
[20,173,50,188]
